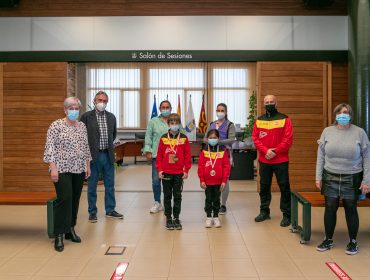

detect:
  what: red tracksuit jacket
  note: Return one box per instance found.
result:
[198,145,231,185]
[156,131,192,174]
[252,111,293,164]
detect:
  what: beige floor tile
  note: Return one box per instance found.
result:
[124,258,170,277]
[0,241,32,258]
[213,259,258,277]
[172,244,211,259]
[253,256,304,278]
[168,278,213,280]
[214,278,259,280]
[169,259,213,277]
[14,241,57,259]
[174,232,209,246]
[131,245,172,259]
[0,276,32,280]
[122,278,166,280]
[35,257,89,277]
[31,277,76,280]
[246,242,290,258]
[210,244,250,259]
[0,258,48,276]
[259,276,310,280]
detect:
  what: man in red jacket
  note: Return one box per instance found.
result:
[252,95,293,227]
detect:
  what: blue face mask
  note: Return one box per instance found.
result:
[208,139,219,146]
[67,110,79,121]
[170,124,179,132]
[336,113,350,126]
[161,110,171,117]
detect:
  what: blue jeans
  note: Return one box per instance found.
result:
[88,151,116,214]
[152,158,162,203]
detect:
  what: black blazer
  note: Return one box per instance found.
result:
[80,110,117,164]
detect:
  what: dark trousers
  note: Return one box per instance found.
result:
[259,161,291,217]
[204,185,221,217]
[54,172,84,234]
[162,173,183,219]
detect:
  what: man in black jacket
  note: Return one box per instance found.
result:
[80,91,123,223]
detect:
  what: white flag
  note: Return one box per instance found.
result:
[185,97,196,141]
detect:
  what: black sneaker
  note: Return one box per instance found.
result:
[166,218,174,230]
[219,205,227,215]
[173,218,182,230]
[280,216,291,227]
[106,210,124,219]
[89,213,97,223]
[316,239,334,252]
[254,212,271,222]
[345,240,358,255]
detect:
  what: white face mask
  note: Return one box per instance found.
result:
[95,102,107,112]
[216,112,225,120]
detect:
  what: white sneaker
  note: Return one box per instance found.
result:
[150,202,163,213]
[205,218,213,228]
[213,217,221,228]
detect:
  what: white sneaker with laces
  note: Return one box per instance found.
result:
[213,217,221,228]
[205,218,213,228]
[150,202,163,213]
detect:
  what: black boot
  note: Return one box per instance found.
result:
[65,227,81,243]
[54,234,64,252]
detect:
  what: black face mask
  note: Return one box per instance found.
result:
[265,104,277,114]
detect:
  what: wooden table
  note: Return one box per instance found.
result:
[115,140,144,164]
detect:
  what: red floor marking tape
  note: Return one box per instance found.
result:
[326,262,351,280]
[110,262,129,280]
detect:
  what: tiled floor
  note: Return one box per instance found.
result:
[1,164,370,279]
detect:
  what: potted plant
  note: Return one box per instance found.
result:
[243,90,257,147]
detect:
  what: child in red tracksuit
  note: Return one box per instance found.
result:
[198,129,230,228]
[156,113,192,230]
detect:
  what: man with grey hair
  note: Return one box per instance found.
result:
[252,95,293,227]
[80,91,123,222]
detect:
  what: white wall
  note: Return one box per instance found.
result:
[0,16,348,51]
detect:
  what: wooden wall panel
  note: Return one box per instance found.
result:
[0,0,347,16]
[330,62,348,124]
[257,62,328,192]
[2,62,67,191]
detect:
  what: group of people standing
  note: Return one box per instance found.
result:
[44,91,369,256]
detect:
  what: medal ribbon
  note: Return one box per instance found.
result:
[167,132,180,155]
[207,145,219,170]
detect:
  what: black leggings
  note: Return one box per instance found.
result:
[324,196,359,240]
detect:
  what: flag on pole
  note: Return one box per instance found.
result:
[177,95,181,117]
[150,95,158,119]
[185,96,196,141]
[198,94,208,133]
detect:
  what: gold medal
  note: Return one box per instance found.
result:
[208,145,219,177]
[173,155,179,162]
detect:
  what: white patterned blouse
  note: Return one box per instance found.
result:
[44,119,92,174]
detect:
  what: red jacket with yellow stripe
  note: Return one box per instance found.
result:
[252,111,293,164]
[198,145,231,185]
[156,131,192,175]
